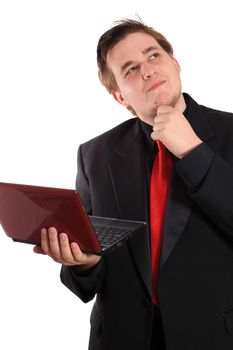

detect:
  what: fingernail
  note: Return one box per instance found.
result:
[49,227,57,235]
[60,233,66,241]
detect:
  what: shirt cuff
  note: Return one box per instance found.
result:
[176,143,215,190]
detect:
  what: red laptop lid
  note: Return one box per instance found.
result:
[0,182,102,253]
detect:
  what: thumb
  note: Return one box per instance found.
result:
[33,246,46,255]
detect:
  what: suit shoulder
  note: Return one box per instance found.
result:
[201,104,233,142]
[202,104,233,124]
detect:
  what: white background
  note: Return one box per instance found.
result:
[0,0,233,349]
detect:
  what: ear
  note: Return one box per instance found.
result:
[112,91,129,108]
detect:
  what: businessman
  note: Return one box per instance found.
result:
[34,19,233,349]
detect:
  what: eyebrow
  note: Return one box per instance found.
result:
[120,46,160,74]
[142,46,159,55]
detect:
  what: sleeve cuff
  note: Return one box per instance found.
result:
[68,258,104,290]
[176,143,215,190]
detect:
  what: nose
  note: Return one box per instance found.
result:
[141,62,157,80]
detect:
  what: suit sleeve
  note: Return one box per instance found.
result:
[176,142,233,239]
[60,144,106,303]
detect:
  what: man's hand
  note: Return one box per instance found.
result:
[33,227,101,269]
[151,105,202,158]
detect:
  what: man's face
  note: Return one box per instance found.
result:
[107,32,185,124]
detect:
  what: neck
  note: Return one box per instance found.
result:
[174,93,186,114]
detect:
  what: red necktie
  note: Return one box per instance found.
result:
[150,141,173,305]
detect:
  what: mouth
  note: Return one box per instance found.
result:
[148,80,166,92]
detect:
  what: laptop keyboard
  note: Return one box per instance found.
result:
[94,225,132,247]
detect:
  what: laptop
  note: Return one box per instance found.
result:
[0,182,146,255]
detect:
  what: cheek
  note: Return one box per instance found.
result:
[173,74,182,90]
[120,84,142,104]
[172,65,181,84]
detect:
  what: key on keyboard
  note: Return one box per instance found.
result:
[94,225,132,246]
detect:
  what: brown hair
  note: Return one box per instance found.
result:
[97,19,174,115]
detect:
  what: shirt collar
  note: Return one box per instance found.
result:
[183,93,191,118]
[139,119,155,151]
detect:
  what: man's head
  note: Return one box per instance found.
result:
[97,19,184,124]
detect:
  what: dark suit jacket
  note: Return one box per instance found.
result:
[61,94,233,350]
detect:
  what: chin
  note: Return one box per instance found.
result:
[157,94,173,106]
[154,92,181,109]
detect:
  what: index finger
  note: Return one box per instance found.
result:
[157,105,173,115]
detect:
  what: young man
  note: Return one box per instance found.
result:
[34,19,233,350]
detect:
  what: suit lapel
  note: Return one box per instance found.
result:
[159,168,193,267]
[160,94,216,269]
[108,119,152,297]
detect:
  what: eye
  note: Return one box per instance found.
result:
[125,66,138,77]
[149,53,159,61]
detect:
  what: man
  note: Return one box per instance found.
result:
[34,19,233,349]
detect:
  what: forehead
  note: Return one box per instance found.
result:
[107,32,162,70]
